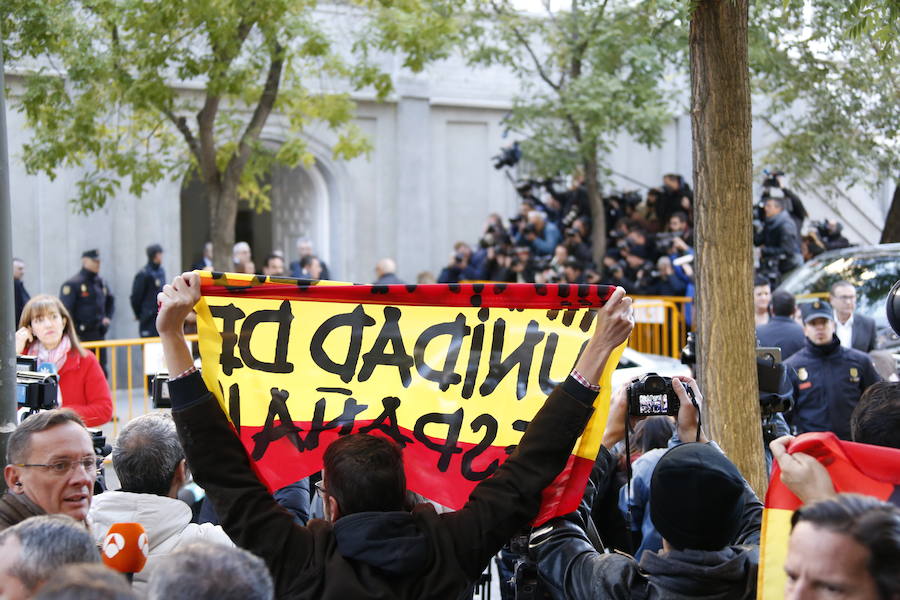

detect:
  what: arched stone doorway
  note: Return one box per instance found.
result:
[179,156,332,272]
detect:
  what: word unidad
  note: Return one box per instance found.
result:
[210,301,592,401]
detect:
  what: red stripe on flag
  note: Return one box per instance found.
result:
[232,421,592,523]
[199,276,616,310]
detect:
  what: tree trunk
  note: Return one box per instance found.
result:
[879,182,900,243]
[585,155,607,265]
[208,184,240,272]
[690,0,767,497]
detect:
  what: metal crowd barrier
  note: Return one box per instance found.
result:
[82,334,198,436]
[628,295,692,359]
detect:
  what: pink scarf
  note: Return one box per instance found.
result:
[28,335,71,373]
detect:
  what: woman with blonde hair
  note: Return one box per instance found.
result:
[16,294,112,426]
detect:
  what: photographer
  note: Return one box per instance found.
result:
[547,174,591,232]
[761,172,807,233]
[515,211,562,257]
[563,219,594,266]
[665,211,694,247]
[655,174,693,225]
[532,378,762,600]
[755,196,803,281]
[437,242,485,284]
[642,257,687,297]
[811,219,850,251]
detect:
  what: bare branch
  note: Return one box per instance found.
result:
[162,109,202,165]
[490,0,560,93]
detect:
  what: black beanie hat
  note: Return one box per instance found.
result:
[649,443,745,551]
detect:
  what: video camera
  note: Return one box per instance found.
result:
[627,373,694,417]
[16,355,59,413]
[492,142,521,170]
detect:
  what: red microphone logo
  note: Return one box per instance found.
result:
[102,523,149,574]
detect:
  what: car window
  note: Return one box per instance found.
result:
[781,254,900,328]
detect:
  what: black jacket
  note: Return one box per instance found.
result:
[849,313,877,353]
[14,279,30,327]
[757,212,802,273]
[60,268,114,340]
[756,316,805,359]
[169,372,596,599]
[130,261,166,337]
[785,336,882,440]
[533,446,761,600]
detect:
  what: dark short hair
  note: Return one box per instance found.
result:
[322,434,405,516]
[851,382,900,449]
[792,494,900,600]
[7,409,87,465]
[770,290,797,317]
[754,275,770,289]
[264,254,283,269]
[33,562,135,600]
[669,211,688,223]
[113,413,184,496]
[299,255,319,269]
[765,196,785,209]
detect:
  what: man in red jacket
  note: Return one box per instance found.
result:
[156,272,634,599]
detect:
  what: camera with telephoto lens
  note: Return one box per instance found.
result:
[492,141,522,170]
[627,373,693,417]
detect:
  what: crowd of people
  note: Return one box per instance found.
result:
[433,170,852,295]
[2,267,898,599]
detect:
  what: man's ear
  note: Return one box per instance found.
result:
[5,465,23,493]
[327,495,341,522]
[168,459,187,497]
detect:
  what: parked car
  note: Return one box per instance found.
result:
[612,347,692,389]
[778,243,900,350]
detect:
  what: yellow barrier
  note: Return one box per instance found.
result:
[628,296,692,359]
[82,335,198,436]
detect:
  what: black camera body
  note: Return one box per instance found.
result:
[16,371,59,412]
[151,372,171,409]
[627,373,692,417]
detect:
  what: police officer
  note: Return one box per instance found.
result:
[785,300,881,440]
[130,244,166,337]
[60,249,115,342]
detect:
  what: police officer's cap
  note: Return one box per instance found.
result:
[800,300,834,323]
[82,249,100,260]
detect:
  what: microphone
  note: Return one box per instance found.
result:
[102,523,149,582]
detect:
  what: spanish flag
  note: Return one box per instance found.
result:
[758,432,900,599]
[194,271,625,524]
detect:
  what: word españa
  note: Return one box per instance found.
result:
[228,383,531,482]
[210,301,593,400]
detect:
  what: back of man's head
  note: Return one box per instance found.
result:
[770,290,797,318]
[33,563,135,600]
[146,542,273,600]
[323,434,405,516]
[0,515,99,596]
[113,413,184,496]
[650,443,745,551]
[791,494,900,600]
[851,382,900,449]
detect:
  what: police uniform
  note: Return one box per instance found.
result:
[60,249,115,342]
[785,300,881,440]
[130,244,166,337]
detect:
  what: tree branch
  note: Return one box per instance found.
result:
[223,43,284,191]
[491,0,560,93]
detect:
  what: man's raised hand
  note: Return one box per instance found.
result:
[156,272,201,336]
[573,287,634,384]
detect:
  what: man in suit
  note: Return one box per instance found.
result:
[829,281,877,353]
[757,290,805,359]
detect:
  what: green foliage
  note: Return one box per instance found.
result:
[751,0,900,194]
[1,0,461,212]
[465,0,688,181]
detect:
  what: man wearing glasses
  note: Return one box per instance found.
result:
[1,409,96,531]
[829,280,877,353]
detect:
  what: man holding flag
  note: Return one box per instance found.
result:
[155,271,634,599]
